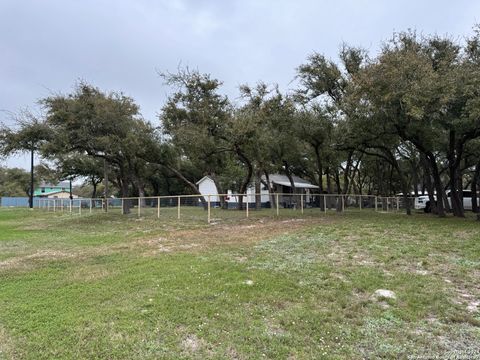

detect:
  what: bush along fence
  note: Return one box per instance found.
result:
[34,193,405,223]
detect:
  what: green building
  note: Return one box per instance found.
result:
[33,182,76,198]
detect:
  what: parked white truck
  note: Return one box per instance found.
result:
[415,191,477,212]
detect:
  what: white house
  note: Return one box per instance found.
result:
[196,174,319,207]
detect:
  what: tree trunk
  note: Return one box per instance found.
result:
[326,166,332,210]
[426,152,446,217]
[210,173,226,210]
[138,185,146,208]
[164,165,207,208]
[91,180,98,199]
[235,145,254,211]
[131,172,147,208]
[472,161,480,214]
[389,151,411,215]
[264,172,275,208]
[255,170,262,210]
[283,161,298,210]
[334,169,341,194]
[422,155,437,214]
[412,159,419,197]
[121,178,131,214]
[314,145,324,193]
[447,131,465,217]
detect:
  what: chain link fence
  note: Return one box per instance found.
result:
[35,193,405,223]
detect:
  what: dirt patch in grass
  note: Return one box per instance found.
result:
[136,217,331,255]
[181,334,203,353]
[0,250,77,271]
[0,325,19,359]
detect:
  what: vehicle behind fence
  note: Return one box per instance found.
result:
[33,193,404,223]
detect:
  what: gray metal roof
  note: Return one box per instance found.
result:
[263,174,319,189]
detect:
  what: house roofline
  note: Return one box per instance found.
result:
[196,175,213,185]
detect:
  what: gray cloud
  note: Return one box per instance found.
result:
[1,0,479,168]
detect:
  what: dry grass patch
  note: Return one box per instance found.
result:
[0,250,76,272]
[0,325,20,360]
[135,217,328,255]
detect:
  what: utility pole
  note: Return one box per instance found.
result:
[104,158,108,212]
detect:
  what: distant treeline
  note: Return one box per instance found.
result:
[1,27,480,217]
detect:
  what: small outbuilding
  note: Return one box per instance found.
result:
[196,174,318,208]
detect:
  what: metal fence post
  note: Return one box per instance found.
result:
[375,196,378,211]
[246,194,249,218]
[324,195,327,214]
[301,193,304,214]
[342,195,345,212]
[138,197,141,217]
[359,195,362,210]
[79,200,81,215]
[397,197,400,211]
[53,199,56,212]
[276,193,279,216]
[177,196,181,220]
[157,196,160,219]
[207,195,211,223]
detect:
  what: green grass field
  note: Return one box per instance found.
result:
[0,208,479,359]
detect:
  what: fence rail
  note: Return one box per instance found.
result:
[33,193,404,223]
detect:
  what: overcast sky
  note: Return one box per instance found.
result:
[1,0,479,169]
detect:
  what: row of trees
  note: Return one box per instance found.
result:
[1,29,479,218]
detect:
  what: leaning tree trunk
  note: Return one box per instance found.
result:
[164,165,207,208]
[264,172,276,209]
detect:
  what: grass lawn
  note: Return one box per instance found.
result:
[0,208,479,359]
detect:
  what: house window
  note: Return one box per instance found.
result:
[41,187,45,193]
